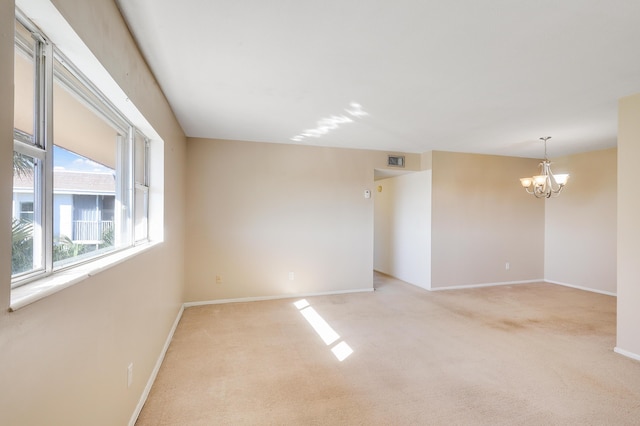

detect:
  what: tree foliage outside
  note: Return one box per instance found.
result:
[53,227,115,264]
[12,152,35,275]
[53,235,89,262]
[13,151,33,178]
[12,217,34,274]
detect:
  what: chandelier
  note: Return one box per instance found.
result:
[519,137,569,198]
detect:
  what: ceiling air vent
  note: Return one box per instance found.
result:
[387,155,405,168]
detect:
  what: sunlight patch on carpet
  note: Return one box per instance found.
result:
[331,341,354,361]
[299,305,340,345]
[295,299,353,361]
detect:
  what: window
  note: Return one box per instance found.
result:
[11,13,151,287]
[19,202,34,222]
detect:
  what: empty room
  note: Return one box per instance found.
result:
[2,0,640,425]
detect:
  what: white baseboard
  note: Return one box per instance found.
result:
[614,347,640,362]
[374,271,431,291]
[544,280,616,297]
[129,305,184,426]
[429,279,542,291]
[184,287,374,308]
[406,281,431,291]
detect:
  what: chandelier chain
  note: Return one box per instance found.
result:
[541,136,550,160]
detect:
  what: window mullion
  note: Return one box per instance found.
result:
[114,129,133,247]
[127,128,135,244]
[144,138,150,186]
[41,40,54,273]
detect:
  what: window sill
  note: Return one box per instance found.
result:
[9,241,160,311]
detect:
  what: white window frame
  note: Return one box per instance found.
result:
[134,130,150,243]
[11,11,150,289]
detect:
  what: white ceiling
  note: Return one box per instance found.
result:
[117,0,640,158]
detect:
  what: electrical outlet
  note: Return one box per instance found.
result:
[289,272,295,281]
[505,262,510,271]
[127,363,133,388]
[215,275,223,284]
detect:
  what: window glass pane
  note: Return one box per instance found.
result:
[53,60,119,168]
[134,131,147,185]
[52,149,117,267]
[12,151,40,276]
[14,20,35,143]
[134,186,148,242]
[52,59,121,267]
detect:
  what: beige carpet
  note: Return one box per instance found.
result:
[136,273,640,425]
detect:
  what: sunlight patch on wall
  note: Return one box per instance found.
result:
[294,298,354,362]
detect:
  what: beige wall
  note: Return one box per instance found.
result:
[184,138,419,301]
[617,93,640,358]
[545,148,617,294]
[374,170,432,289]
[431,151,545,288]
[0,1,186,425]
